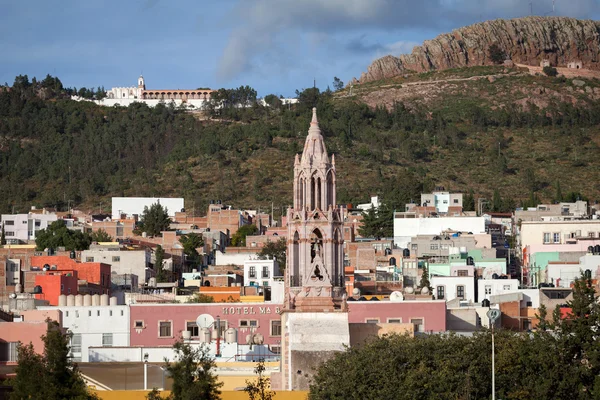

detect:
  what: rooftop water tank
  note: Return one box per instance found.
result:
[225,328,237,344]
[75,295,83,306]
[100,294,109,306]
[83,294,92,307]
[109,296,118,306]
[66,294,75,306]
[92,294,100,306]
[199,328,211,343]
[58,295,67,307]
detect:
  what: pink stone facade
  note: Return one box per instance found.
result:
[129,303,284,347]
[347,301,447,332]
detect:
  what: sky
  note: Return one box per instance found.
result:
[1,0,599,97]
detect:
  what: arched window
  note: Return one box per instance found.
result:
[327,170,334,209]
[334,229,341,286]
[311,177,316,210]
[317,177,322,210]
[292,231,300,286]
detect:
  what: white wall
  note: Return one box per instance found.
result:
[431,276,476,303]
[394,217,485,248]
[1,213,57,243]
[477,279,520,303]
[244,259,281,287]
[520,220,600,249]
[111,197,184,220]
[215,250,257,267]
[81,248,150,285]
[38,305,130,362]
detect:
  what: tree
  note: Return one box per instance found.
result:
[418,265,433,293]
[554,180,563,203]
[358,203,393,240]
[543,66,558,77]
[488,44,506,64]
[179,233,204,269]
[11,320,97,400]
[139,203,171,237]
[263,94,282,109]
[90,228,112,243]
[244,358,276,400]
[155,245,167,283]
[231,224,259,247]
[164,340,223,400]
[258,238,287,268]
[1,225,5,245]
[492,189,503,212]
[146,388,165,400]
[186,293,215,303]
[35,220,91,251]
[463,190,475,212]
[333,77,344,91]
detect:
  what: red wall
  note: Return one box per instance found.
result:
[347,301,447,332]
[34,272,78,306]
[129,303,283,347]
[31,256,111,295]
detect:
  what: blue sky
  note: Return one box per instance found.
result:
[1,0,599,97]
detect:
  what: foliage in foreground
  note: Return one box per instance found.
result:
[309,274,600,400]
[245,358,276,400]
[10,320,97,400]
[164,340,223,400]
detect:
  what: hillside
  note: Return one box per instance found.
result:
[353,17,600,85]
[0,68,599,218]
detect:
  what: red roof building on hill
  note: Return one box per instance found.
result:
[31,256,111,295]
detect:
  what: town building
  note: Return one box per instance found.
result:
[394,214,486,249]
[243,259,282,288]
[81,243,150,287]
[30,255,111,295]
[1,211,57,244]
[111,197,184,221]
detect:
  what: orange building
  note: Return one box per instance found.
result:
[31,256,111,295]
[34,271,78,305]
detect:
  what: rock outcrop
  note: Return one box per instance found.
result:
[354,17,600,84]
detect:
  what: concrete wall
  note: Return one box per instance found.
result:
[111,197,184,220]
[1,213,57,243]
[521,220,600,248]
[38,305,129,362]
[431,276,475,303]
[81,248,149,285]
[477,279,519,303]
[349,322,413,346]
[394,216,485,248]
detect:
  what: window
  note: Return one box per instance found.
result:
[543,233,551,244]
[22,220,27,224]
[430,244,439,250]
[263,281,269,287]
[436,286,445,300]
[5,232,14,237]
[240,320,249,327]
[553,233,560,243]
[387,318,402,323]
[249,320,258,327]
[86,257,94,262]
[485,285,492,295]
[456,285,465,298]
[411,318,424,333]
[270,320,282,336]
[71,334,82,353]
[589,232,596,238]
[262,266,269,278]
[249,266,256,278]
[366,319,379,323]
[453,199,459,204]
[503,285,511,291]
[34,220,41,227]
[159,321,172,337]
[68,288,71,294]
[112,256,120,262]
[269,345,281,355]
[187,321,199,337]
[65,311,69,317]
[134,320,144,328]
[88,311,91,317]
[522,319,532,331]
[0,342,18,362]
[61,284,65,292]
[411,244,418,250]
[121,310,124,316]
[4,220,14,225]
[457,270,468,277]
[102,333,113,347]
[109,310,113,317]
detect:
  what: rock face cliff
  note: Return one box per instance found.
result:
[354,17,600,84]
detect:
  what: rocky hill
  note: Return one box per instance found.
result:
[353,17,600,84]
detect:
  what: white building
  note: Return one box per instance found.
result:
[81,244,151,286]
[546,254,600,288]
[1,212,57,244]
[38,305,130,362]
[394,215,485,249]
[477,279,519,303]
[357,196,380,212]
[243,259,282,287]
[430,276,476,303]
[520,220,600,249]
[111,197,184,220]
[214,249,258,267]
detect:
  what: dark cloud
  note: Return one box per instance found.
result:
[218,0,600,80]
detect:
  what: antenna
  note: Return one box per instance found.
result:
[529,1,533,15]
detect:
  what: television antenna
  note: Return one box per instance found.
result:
[544,0,556,15]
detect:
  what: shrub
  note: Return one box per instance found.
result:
[488,44,506,64]
[543,66,558,77]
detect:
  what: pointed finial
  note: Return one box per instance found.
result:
[332,154,335,165]
[311,107,318,125]
[294,154,300,164]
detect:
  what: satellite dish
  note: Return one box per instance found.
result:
[389,291,404,302]
[196,314,215,329]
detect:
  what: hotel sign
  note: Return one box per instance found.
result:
[221,306,281,315]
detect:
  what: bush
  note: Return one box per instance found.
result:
[488,44,506,64]
[543,66,558,77]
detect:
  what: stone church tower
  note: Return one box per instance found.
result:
[286,107,346,312]
[276,108,350,391]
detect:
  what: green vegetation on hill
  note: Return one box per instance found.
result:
[0,70,599,217]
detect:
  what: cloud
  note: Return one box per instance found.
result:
[217,0,600,81]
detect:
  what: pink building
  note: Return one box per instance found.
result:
[129,303,284,349]
[347,301,447,333]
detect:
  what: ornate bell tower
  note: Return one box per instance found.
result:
[285,108,346,312]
